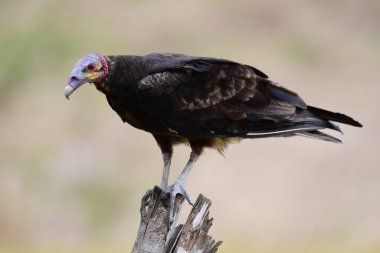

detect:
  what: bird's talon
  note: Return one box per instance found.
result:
[164,182,194,226]
[140,188,155,224]
[183,190,194,207]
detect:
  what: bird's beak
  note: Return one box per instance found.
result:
[64,85,75,100]
[65,72,86,100]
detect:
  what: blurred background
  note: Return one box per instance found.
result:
[0,0,379,252]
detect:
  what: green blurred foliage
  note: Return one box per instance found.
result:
[0,8,84,105]
[280,36,326,64]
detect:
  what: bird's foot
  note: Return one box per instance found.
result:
[165,181,194,226]
[140,184,193,227]
[140,186,162,224]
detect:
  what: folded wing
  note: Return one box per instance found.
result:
[136,56,359,142]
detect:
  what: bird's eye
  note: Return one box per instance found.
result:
[87,63,95,71]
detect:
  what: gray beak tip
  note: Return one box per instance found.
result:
[64,85,75,100]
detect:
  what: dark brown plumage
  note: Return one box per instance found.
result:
[94,53,360,149]
[65,53,362,219]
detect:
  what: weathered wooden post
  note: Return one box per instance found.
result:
[132,186,222,253]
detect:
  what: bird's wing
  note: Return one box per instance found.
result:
[136,58,314,137]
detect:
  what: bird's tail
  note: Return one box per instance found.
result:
[242,106,361,143]
[295,130,342,143]
[307,106,362,127]
[292,106,362,143]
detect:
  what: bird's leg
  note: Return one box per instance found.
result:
[140,152,170,224]
[153,134,173,191]
[160,152,172,191]
[172,151,199,203]
[167,150,200,223]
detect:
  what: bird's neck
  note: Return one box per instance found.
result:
[94,55,149,95]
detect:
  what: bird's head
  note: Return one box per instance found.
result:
[65,53,108,99]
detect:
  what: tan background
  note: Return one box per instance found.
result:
[0,0,379,252]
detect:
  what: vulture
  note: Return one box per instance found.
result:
[65,53,362,219]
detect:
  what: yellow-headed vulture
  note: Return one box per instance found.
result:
[65,53,362,220]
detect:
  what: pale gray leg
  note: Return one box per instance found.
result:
[175,151,199,187]
[167,151,200,223]
[160,152,172,191]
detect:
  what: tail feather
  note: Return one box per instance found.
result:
[296,130,342,143]
[307,106,362,127]
[241,105,361,143]
[242,123,328,138]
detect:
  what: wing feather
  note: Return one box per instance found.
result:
[136,56,315,138]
